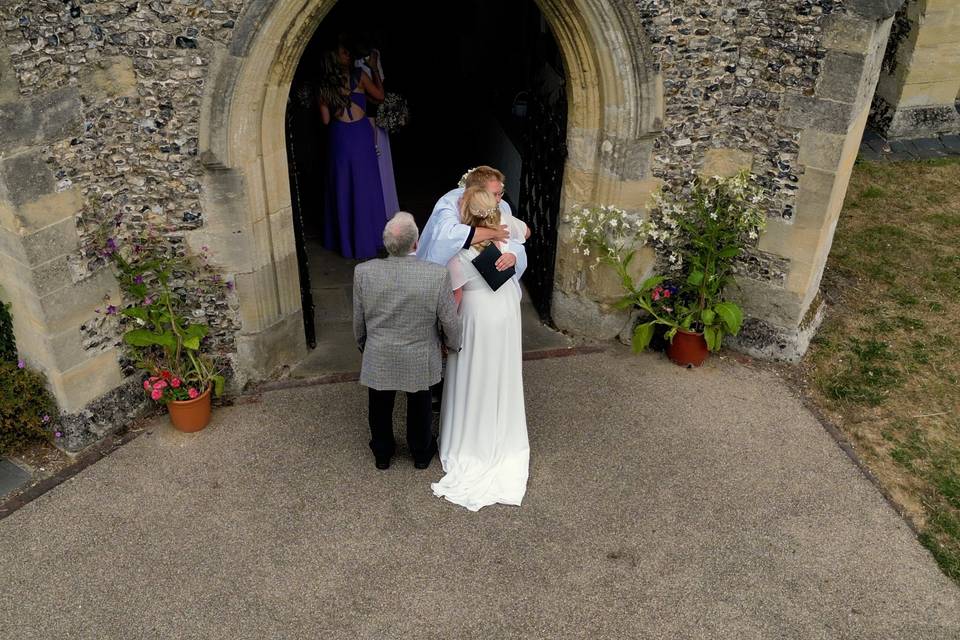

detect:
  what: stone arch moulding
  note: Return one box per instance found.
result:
[196,0,663,383]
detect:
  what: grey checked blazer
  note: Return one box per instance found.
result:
[353,255,462,393]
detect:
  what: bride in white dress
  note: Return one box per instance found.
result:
[431,187,530,511]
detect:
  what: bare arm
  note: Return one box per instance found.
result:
[472,225,510,245]
[360,70,384,103]
[365,50,384,102]
[438,272,462,352]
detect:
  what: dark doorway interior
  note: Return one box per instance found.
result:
[285,0,568,366]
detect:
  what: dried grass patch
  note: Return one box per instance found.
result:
[802,157,960,582]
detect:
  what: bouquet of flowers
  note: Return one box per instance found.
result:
[376,92,410,133]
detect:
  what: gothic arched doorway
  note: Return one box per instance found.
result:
[285,0,569,356]
[198,0,660,383]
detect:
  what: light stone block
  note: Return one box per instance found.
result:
[700,148,755,178]
[35,267,119,335]
[1,252,72,298]
[898,80,960,107]
[79,57,138,101]
[565,127,600,173]
[0,45,18,104]
[274,249,303,317]
[792,167,838,230]
[823,13,878,53]
[262,138,293,216]
[12,320,91,372]
[268,206,297,266]
[560,168,596,209]
[235,310,308,381]
[914,11,960,46]
[551,290,628,341]
[235,267,282,333]
[731,277,806,329]
[251,215,278,273]
[0,149,56,209]
[612,177,664,210]
[46,349,123,413]
[758,221,823,261]
[798,130,847,172]
[900,44,960,84]
[12,190,83,235]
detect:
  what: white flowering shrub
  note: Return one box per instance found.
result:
[565,170,769,353]
[647,170,767,275]
[564,204,651,273]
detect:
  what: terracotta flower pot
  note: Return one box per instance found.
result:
[667,329,709,367]
[166,386,212,433]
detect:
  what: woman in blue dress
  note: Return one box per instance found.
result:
[317,42,387,259]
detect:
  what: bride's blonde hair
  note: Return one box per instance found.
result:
[460,186,501,249]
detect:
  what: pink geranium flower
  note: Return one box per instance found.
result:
[143,380,151,390]
[171,378,181,388]
[151,389,162,401]
[188,387,199,399]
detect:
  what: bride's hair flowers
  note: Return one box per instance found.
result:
[458,167,478,189]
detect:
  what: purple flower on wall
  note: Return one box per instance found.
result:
[17,359,25,369]
[102,237,117,257]
[134,275,144,284]
[54,431,63,439]
[106,305,117,315]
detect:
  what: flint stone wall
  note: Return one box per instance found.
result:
[0,0,903,449]
[559,0,898,361]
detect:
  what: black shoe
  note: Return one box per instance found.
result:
[413,439,437,469]
[375,458,390,470]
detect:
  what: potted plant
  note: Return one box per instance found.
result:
[108,241,226,432]
[567,170,768,366]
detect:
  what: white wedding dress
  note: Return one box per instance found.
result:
[431,245,530,511]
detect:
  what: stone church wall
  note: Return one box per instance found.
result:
[870,0,960,139]
[556,0,898,361]
[0,0,906,450]
[0,1,244,450]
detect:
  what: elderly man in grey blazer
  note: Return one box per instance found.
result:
[353,212,462,470]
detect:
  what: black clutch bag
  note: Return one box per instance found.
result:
[471,243,516,292]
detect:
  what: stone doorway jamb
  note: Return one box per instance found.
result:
[196,0,662,384]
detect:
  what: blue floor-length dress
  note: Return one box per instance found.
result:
[323,71,386,259]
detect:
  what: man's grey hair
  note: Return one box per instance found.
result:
[383,211,419,256]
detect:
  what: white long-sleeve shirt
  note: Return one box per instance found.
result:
[416,187,528,280]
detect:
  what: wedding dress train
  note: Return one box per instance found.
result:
[431,247,529,511]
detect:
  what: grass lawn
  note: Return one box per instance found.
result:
[802,157,960,583]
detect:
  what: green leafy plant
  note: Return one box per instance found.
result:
[564,205,687,348]
[0,361,58,455]
[110,248,226,404]
[0,299,16,364]
[568,170,768,353]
